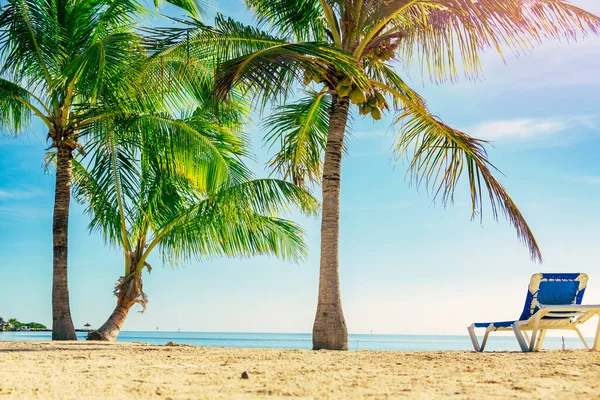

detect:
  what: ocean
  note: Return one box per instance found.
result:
[0,331,590,351]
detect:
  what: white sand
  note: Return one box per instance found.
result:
[0,341,599,399]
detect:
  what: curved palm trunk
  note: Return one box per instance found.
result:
[52,145,77,340]
[88,270,146,342]
[312,95,350,350]
[87,298,135,342]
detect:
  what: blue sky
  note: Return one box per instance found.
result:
[1,0,599,336]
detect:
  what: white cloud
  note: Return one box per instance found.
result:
[351,131,389,139]
[578,176,600,185]
[345,202,411,212]
[0,188,44,200]
[465,116,595,142]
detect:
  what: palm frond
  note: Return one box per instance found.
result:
[378,66,542,261]
[263,90,331,189]
[0,0,59,87]
[161,211,309,265]
[212,178,320,217]
[133,113,233,193]
[155,0,205,17]
[72,138,140,247]
[152,178,319,265]
[213,41,366,106]
[62,32,144,103]
[391,0,600,81]
[245,0,328,41]
[0,78,38,131]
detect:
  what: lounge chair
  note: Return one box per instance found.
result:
[468,273,600,352]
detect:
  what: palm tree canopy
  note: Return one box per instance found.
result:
[0,0,143,133]
[204,0,600,262]
[0,0,206,141]
[71,82,320,275]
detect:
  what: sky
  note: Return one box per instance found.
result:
[1,0,600,337]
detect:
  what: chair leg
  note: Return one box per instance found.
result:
[480,327,493,352]
[529,319,541,352]
[574,327,590,351]
[468,324,481,352]
[534,330,546,352]
[512,322,529,352]
[593,316,600,351]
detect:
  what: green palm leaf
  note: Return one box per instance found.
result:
[263,90,331,189]
[153,178,319,265]
[246,0,327,41]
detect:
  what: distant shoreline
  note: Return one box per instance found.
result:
[0,329,91,332]
[0,331,592,352]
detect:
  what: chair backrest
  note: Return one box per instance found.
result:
[518,273,588,321]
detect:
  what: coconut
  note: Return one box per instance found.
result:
[349,87,366,104]
[337,85,352,97]
[371,106,382,120]
[339,77,352,86]
[359,103,372,115]
[367,97,378,107]
[303,71,312,85]
[375,92,386,106]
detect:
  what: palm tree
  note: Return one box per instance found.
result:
[0,0,200,340]
[205,0,600,350]
[73,89,319,342]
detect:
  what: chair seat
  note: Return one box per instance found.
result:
[474,321,516,329]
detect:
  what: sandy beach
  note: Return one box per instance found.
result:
[0,341,598,399]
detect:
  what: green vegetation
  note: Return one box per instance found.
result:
[0,318,47,331]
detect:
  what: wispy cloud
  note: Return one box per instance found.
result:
[578,176,600,185]
[464,116,596,143]
[0,187,45,200]
[0,204,48,221]
[351,131,389,139]
[345,202,411,212]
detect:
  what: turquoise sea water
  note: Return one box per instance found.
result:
[0,331,590,351]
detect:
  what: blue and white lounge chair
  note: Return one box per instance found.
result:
[468,273,600,352]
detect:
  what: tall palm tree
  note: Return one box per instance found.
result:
[0,0,148,339]
[205,0,600,350]
[0,0,201,340]
[73,89,318,341]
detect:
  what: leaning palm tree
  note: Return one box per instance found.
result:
[0,0,202,340]
[204,0,600,350]
[73,92,319,342]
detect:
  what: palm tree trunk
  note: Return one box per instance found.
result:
[52,145,77,340]
[312,95,350,350]
[87,298,135,342]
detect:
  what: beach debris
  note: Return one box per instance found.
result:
[164,341,192,348]
[241,371,249,379]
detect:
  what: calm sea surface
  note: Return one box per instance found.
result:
[0,331,590,351]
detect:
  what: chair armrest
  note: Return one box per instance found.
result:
[515,305,600,325]
[538,304,600,311]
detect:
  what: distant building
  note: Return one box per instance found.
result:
[0,318,11,332]
[83,323,92,331]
